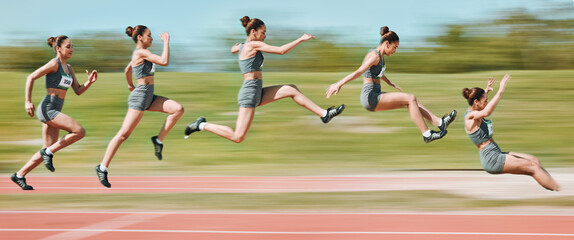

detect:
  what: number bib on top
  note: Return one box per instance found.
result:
[58,74,73,90]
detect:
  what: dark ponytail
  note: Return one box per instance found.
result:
[462,87,485,106]
[241,16,265,35]
[380,26,399,44]
[47,35,69,51]
[126,25,148,43]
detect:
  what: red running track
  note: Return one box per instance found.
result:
[1,211,573,240]
[0,175,486,194]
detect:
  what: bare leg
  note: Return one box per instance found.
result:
[100,109,144,168]
[204,84,328,143]
[375,92,430,133]
[17,123,60,177]
[204,107,255,143]
[43,113,86,153]
[502,152,561,191]
[147,96,184,141]
[416,102,442,126]
[260,84,325,116]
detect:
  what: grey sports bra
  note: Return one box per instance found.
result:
[238,42,264,74]
[132,49,155,79]
[465,110,494,145]
[45,59,73,90]
[133,60,155,79]
[362,49,385,79]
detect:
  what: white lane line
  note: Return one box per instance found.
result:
[0,229,573,236]
[36,214,164,240]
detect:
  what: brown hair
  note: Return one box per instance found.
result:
[462,87,485,106]
[125,25,148,43]
[47,35,69,51]
[240,16,265,35]
[380,26,399,44]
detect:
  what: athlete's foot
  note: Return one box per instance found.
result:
[185,116,206,138]
[11,173,33,190]
[40,148,55,172]
[321,104,345,123]
[95,165,111,188]
[151,136,163,160]
[439,110,457,131]
[423,130,448,143]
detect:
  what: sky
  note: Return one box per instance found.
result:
[1,0,571,70]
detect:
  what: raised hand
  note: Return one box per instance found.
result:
[486,77,494,93]
[86,70,98,84]
[499,74,510,92]
[159,32,170,43]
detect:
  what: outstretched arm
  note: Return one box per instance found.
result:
[254,34,315,55]
[71,66,98,95]
[469,74,511,119]
[381,75,403,91]
[326,52,379,98]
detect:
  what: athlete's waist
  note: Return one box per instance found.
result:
[363,78,381,84]
[46,88,67,99]
[136,76,154,85]
[243,71,262,80]
[477,138,494,151]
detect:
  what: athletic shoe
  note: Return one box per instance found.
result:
[40,148,55,172]
[11,173,33,190]
[439,110,457,131]
[423,129,448,143]
[184,116,206,138]
[321,104,345,123]
[151,136,163,160]
[95,165,111,188]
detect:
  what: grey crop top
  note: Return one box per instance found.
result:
[45,59,73,90]
[362,49,385,79]
[465,110,494,145]
[238,42,264,74]
[133,59,155,79]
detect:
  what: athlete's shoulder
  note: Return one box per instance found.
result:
[465,109,481,121]
[44,58,60,71]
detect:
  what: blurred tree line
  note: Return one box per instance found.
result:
[0,33,132,72]
[223,9,574,73]
[1,9,572,73]
[390,10,574,73]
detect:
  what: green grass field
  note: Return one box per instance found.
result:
[1,70,573,175]
[1,70,573,211]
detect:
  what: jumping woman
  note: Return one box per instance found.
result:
[12,35,98,190]
[96,26,184,188]
[463,74,560,191]
[326,26,456,143]
[184,16,344,142]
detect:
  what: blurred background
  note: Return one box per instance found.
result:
[0,0,573,211]
[1,0,573,73]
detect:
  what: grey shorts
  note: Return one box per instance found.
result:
[129,84,157,111]
[479,141,507,174]
[238,79,263,108]
[37,95,64,123]
[361,83,382,112]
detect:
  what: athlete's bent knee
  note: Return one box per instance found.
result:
[231,134,247,143]
[76,127,86,139]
